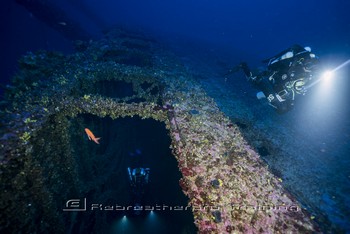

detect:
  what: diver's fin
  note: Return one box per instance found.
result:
[256,92,266,100]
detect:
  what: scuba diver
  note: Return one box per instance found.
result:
[230,44,320,113]
[127,167,150,215]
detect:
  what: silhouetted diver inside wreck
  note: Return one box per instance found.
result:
[67,115,197,234]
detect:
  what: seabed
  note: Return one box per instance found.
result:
[0,29,320,233]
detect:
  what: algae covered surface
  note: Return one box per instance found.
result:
[0,29,319,233]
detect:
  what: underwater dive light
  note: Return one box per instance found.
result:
[321,70,334,83]
[304,59,350,90]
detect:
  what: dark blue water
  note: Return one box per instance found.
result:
[2,0,350,233]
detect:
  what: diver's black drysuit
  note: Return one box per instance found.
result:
[240,44,319,113]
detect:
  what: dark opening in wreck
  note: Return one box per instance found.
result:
[89,80,161,104]
[93,80,134,99]
[64,115,196,233]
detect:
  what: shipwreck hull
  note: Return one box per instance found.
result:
[0,29,319,233]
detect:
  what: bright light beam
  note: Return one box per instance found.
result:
[332,59,350,72]
[122,215,127,222]
[305,59,350,90]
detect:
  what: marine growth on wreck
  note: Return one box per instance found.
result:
[0,29,320,233]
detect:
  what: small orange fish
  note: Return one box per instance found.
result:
[84,128,101,144]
